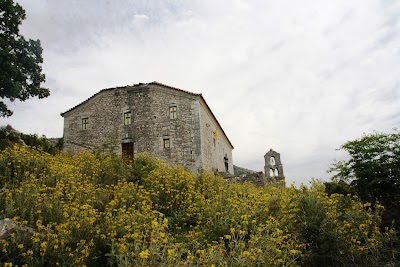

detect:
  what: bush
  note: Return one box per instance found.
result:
[0,145,398,266]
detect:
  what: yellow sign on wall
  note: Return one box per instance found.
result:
[213,130,218,140]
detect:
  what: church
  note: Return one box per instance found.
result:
[61,82,234,174]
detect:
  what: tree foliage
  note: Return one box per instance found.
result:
[0,0,49,117]
[20,133,63,155]
[324,179,353,196]
[330,131,400,228]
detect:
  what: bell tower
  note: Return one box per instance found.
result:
[264,149,285,183]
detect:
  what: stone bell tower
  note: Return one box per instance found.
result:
[264,149,285,183]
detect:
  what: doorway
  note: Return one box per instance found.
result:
[122,142,134,160]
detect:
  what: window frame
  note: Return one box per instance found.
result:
[169,106,177,119]
[163,138,170,148]
[81,117,89,130]
[124,111,132,125]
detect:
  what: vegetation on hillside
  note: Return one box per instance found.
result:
[233,165,257,176]
[328,130,400,230]
[0,125,63,154]
[0,145,398,266]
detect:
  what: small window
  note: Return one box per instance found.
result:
[169,106,177,119]
[124,111,132,125]
[163,138,170,148]
[82,118,88,130]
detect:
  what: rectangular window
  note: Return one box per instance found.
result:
[124,111,132,125]
[169,106,177,119]
[163,138,170,148]
[82,118,88,130]
[122,142,134,160]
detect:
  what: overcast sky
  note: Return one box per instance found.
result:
[2,0,400,185]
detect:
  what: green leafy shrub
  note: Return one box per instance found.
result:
[0,145,398,266]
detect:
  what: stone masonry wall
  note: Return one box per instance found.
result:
[129,84,202,173]
[62,83,233,175]
[63,87,129,153]
[264,149,285,184]
[198,100,234,174]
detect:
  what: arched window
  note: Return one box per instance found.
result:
[270,156,275,166]
[270,169,274,177]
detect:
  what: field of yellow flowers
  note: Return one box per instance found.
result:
[0,145,398,266]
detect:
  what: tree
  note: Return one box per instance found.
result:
[329,131,400,228]
[0,0,49,117]
[324,179,353,196]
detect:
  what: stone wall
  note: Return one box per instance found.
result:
[264,149,285,184]
[130,84,201,172]
[62,83,233,175]
[62,87,129,153]
[224,172,265,187]
[198,99,234,174]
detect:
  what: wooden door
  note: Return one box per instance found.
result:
[122,142,134,160]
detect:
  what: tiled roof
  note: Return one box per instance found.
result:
[60,82,233,148]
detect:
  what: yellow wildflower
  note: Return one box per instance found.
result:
[241,251,251,257]
[139,249,149,259]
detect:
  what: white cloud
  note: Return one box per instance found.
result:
[3,0,400,185]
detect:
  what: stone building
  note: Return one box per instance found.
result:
[61,82,234,174]
[264,149,285,183]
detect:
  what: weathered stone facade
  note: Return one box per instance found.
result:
[61,82,234,174]
[225,172,265,187]
[264,149,285,183]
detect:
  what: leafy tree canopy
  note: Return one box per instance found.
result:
[0,0,49,117]
[330,131,400,205]
[329,131,400,228]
